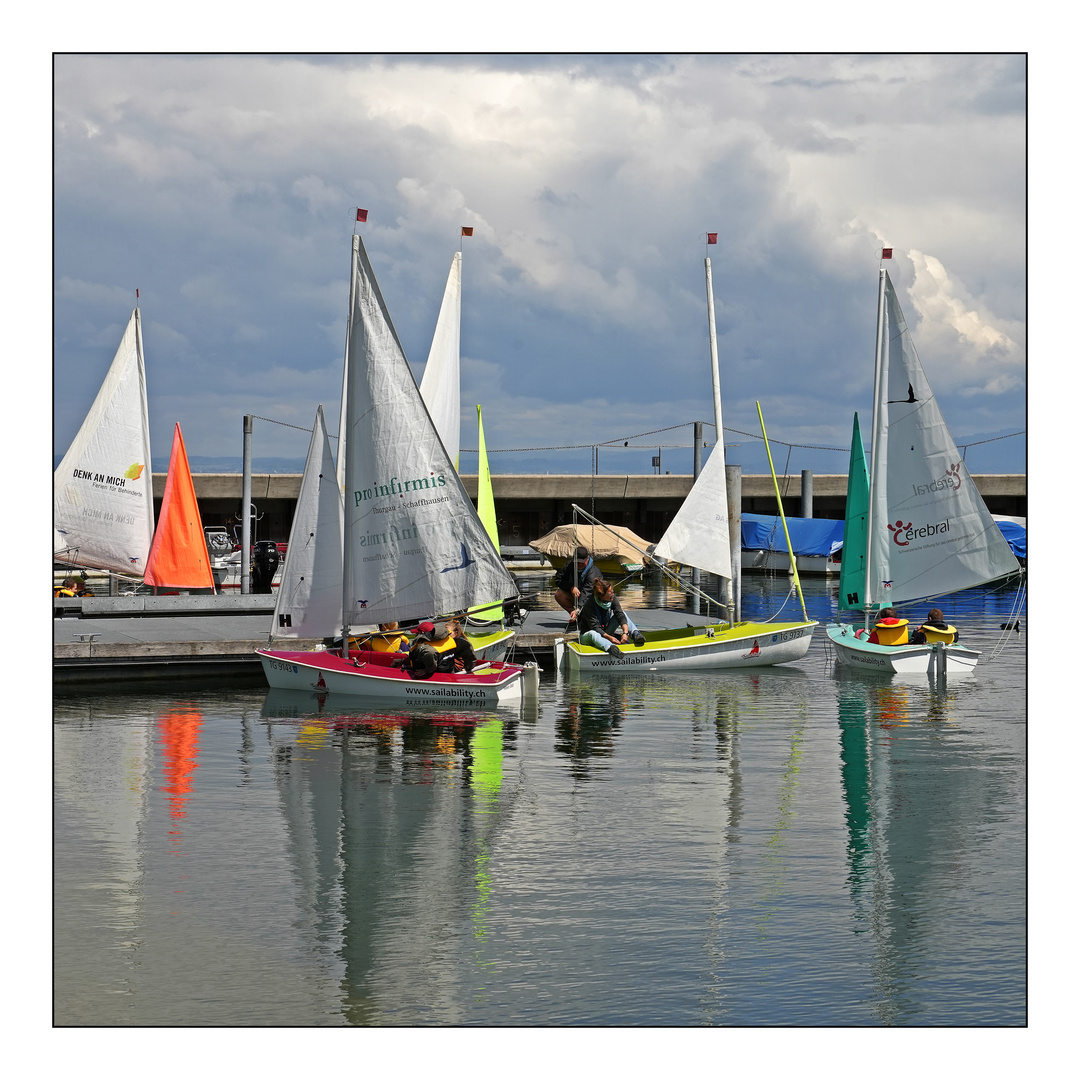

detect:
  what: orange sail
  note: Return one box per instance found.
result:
[144,423,215,589]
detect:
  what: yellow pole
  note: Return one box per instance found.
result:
[756,402,808,621]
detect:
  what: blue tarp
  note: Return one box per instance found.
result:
[739,513,1026,561]
[994,519,1026,560]
[741,513,845,557]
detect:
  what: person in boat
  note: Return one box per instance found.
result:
[910,608,958,645]
[577,578,647,656]
[442,619,478,673]
[554,546,602,622]
[55,576,90,598]
[399,621,459,678]
[863,608,908,645]
[366,621,410,654]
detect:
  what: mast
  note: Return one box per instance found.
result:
[704,256,735,628]
[336,236,359,496]
[340,233,360,642]
[864,268,889,630]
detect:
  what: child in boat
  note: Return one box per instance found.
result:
[865,608,908,644]
[367,622,410,653]
[401,621,458,678]
[910,608,958,645]
[577,578,647,656]
[441,619,477,673]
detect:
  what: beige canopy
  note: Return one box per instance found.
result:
[528,524,652,563]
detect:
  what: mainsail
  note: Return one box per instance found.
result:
[341,235,516,629]
[143,423,214,590]
[652,254,733,581]
[652,436,733,579]
[864,271,1018,607]
[54,308,155,576]
[418,250,462,468]
[272,405,344,638]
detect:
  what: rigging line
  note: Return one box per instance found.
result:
[247,414,317,433]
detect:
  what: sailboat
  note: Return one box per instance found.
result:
[54,306,155,579]
[270,405,344,639]
[825,268,1021,674]
[258,235,533,705]
[557,253,817,672]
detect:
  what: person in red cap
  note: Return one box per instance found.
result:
[867,608,906,645]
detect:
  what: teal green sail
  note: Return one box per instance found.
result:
[838,413,874,613]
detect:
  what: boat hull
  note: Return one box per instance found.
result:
[825,623,981,674]
[257,648,525,706]
[559,620,816,671]
[462,628,514,662]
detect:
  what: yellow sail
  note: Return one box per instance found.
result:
[470,405,503,621]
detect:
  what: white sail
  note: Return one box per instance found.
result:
[418,250,462,467]
[653,255,733,580]
[653,441,732,578]
[341,235,516,629]
[866,271,1018,607]
[272,405,344,638]
[54,308,155,576]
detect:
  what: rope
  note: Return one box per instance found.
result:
[245,411,1023,459]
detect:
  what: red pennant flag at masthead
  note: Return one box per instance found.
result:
[881,247,892,259]
[356,208,368,223]
[461,226,474,236]
[707,233,717,245]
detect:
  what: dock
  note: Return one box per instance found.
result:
[53,594,720,687]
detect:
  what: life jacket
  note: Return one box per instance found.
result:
[369,633,408,653]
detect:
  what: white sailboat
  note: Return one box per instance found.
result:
[259,235,532,705]
[825,268,1021,674]
[54,307,155,579]
[270,405,343,639]
[558,253,817,672]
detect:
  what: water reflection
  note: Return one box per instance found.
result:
[258,693,526,1025]
[833,668,1015,1025]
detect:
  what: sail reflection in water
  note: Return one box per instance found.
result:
[260,693,527,1025]
[54,604,1025,1026]
[833,669,1023,1025]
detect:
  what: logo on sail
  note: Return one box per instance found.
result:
[353,472,447,507]
[888,517,950,546]
[912,461,963,497]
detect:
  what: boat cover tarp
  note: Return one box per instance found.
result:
[993,518,1026,559]
[529,524,650,561]
[739,513,1026,560]
[741,513,845,557]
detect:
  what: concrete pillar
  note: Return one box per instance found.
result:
[801,469,813,518]
[241,415,252,595]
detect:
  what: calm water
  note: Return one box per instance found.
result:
[54,575,1026,1026]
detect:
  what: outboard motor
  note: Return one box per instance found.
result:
[251,541,279,593]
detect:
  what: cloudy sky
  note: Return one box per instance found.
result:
[53,53,1026,477]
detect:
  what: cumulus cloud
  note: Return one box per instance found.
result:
[53,54,1026,474]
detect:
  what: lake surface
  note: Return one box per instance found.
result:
[54,575,1027,1026]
